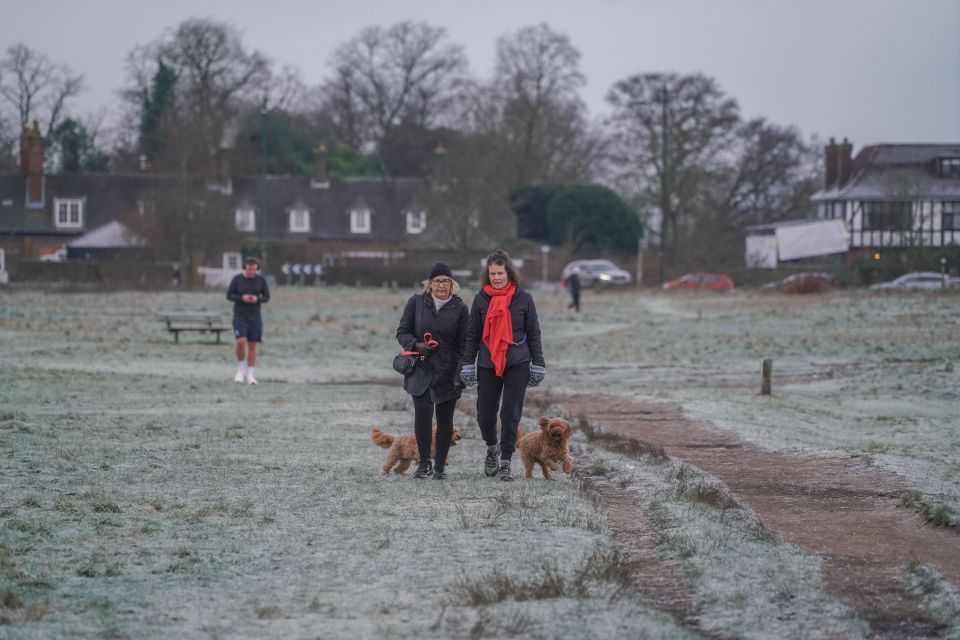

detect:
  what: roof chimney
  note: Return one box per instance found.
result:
[311,143,329,189]
[20,121,44,207]
[206,146,233,194]
[824,137,838,189]
[218,147,232,190]
[837,138,853,186]
[430,140,450,191]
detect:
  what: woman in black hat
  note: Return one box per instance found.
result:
[395,263,469,479]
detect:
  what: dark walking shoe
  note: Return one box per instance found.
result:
[498,461,513,482]
[484,446,500,477]
[433,464,447,480]
[413,460,433,479]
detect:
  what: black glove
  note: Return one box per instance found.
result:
[414,341,436,354]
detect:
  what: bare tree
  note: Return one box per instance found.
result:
[606,73,740,273]
[487,23,600,190]
[264,65,307,113]
[122,18,270,175]
[415,136,515,251]
[721,119,818,226]
[0,43,83,143]
[325,21,468,152]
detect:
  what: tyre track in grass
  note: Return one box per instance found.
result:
[562,394,960,640]
[578,469,720,639]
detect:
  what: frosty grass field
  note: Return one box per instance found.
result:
[1,285,959,639]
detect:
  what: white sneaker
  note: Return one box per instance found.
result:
[246,373,258,385]
[234,369,245,383]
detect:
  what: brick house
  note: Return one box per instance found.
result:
[0,123,511,285]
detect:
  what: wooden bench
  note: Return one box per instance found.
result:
[156,311,230,344]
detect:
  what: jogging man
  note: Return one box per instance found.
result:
[227,257,270,385]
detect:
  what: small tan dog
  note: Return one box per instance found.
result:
[371,427,462,475]
[518,416,574,479]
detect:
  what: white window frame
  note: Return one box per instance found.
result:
[223,252,242,271]
[289,207,311,233]
[235,207,256,232]
[405,210,427,234]
[53,197,84,229]
[350,207,371,234]
[137,199,156,216]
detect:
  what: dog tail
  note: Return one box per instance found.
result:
[371,428,394,449]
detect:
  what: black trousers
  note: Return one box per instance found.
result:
[412,393,457,466]
[568,289,580,312]
[476,364,528,461]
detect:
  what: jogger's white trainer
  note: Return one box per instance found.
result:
[234,368,245,383]
[245,374,258,385]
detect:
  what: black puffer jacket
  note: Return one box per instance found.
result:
[396,293,469,402]
[460,286,545,370]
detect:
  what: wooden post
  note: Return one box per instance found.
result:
[760,358,772,395]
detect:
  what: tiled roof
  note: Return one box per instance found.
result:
[229,176,424,240]
[812,143,960,201]
[0,172,432,242]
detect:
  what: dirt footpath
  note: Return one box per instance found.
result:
[563,394,960,639]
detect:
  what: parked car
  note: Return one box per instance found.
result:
[764,271,840,292]
[869,271,955,290]
[561,259,632,287]
[662,272,734,290]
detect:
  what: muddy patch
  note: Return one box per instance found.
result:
[564,394,959,639]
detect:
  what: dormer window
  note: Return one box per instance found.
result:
[235,207,256,232]
[289,207,310,233]
[938,157,960,178]
[405,210,427,234]
[54,198,84,229]
[350,207,371,234]
[137,199,156,216]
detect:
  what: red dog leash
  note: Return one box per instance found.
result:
[402,332,439,358]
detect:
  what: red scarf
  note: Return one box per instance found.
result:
[482,282,516,377]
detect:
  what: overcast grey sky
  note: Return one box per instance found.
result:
[3,0,959,150]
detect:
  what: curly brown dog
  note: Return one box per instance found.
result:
[371,427,462,475]
[518,416,573,479]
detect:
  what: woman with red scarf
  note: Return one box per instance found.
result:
[459,249,545,481]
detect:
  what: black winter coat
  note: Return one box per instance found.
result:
[460,286,545,371]
[396,293,469,402]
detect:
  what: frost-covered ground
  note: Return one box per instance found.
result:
[542,288,960,524]
[1,285,957,638]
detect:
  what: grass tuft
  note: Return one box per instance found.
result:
[577,414,668,461]
[592,459,610,476]
[1,589,24,609]
[255,606,281,619]
[903,491,959,528]
[84,492,121,513]
[449,547,632,607]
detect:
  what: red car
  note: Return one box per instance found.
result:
[662,272,734,290]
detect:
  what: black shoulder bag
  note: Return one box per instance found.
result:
[392,294,424,375]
